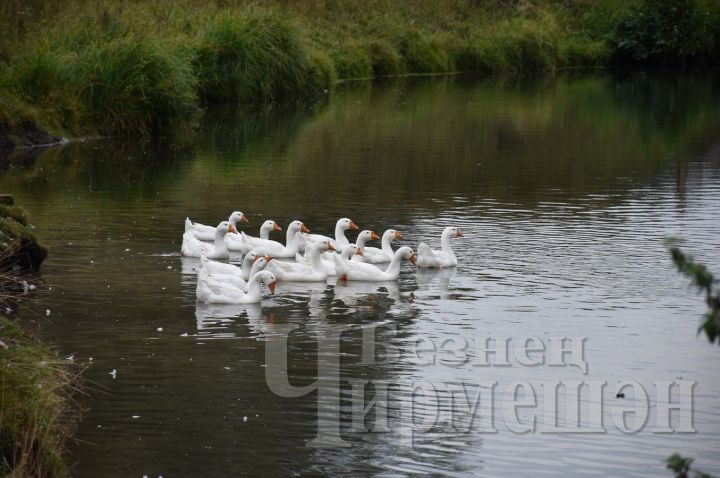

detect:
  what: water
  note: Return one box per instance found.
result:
[2,72,720,477]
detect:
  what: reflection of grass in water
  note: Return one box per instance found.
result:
[1,73,719,212]
[182,73,720,205]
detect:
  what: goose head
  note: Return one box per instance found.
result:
[249,256,272,277]
[442,226,464,239]
[337,218,359,231]
[217,221,236,236]
[261,220,282,235]
[397,246,417,265]
[386,229,403,240]
[243,251,260,269]
[342,244,364,258]
[356,230,380,244]
[313,239,336,254]
[228,211,248,227]
[288,220,311,234]
[255,270,277,294]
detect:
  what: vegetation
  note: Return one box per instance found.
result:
[0,0,718,147]
[0,203,74,476]
[667,453,716,478]
[0,313,80,477]
[668,242,720,344]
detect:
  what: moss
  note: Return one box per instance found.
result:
[0,205,47,271]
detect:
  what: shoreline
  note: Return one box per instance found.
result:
[0,0,717,151]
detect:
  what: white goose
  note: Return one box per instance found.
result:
[349,230,380,262]
[203,256,272,291]
[417,226,464,268]
[361,229,403,264]
[295,244,364,276]
[196,270,277,304]
[243,220,309,258]
[268,240,335,281]
[304,218,358,251]
[226,220,282,252]
[334,246,416,281]
[185,211,247,241]
[182,221,235,258]
[200,251,259,278]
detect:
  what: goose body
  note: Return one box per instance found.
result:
[295,244,363,276]
[226,220,282,252]
[247,220,309,258]
[335,246,416,281]
[185,211,247,241]
[203,256,272,292]
[417,226,463,268]
[197,270,277,304]
[268,240,334,281]
[362,230,403,264]
[182,221,235,258]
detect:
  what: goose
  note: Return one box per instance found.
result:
[182,221,235,258]
[196,270,277,304]
[304,218,358,251]
[185,211,247,241]
[417,226,464,268]
[361,229,403,264]
[226,220,282,252]
[295,244,364,276]
[244,220,309,258]
[334,246,417,281]
[268,240,335,281]
[200,251,258,278]
[349,230,380,262]
[203,256,272,291]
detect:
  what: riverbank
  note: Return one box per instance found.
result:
[0,0,719,148]
[0,202,77,476]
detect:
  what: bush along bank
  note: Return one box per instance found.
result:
[0,200,78,477]
[0,0,718,148]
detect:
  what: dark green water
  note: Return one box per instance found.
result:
[2,72,720,477]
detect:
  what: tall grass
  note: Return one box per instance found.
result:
[0,315,81,477]
[0,0,718,145]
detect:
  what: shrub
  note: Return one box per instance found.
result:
[195,12,329,103]
[613,0,715,63]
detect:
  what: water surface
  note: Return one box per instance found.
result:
[2,72,720,477]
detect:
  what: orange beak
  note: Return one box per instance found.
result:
[370,231,380,241]
[457,229,464,237]
[253,255,261,262]
[273,223,282,232]
[349,221,359,230]
[395,231,403,239]
[264,255,273,262]
[301,224,310,233]
[357,247,364,257]
[240,215,249,223]
[327,242,336,252]
[268,281,277,294]
[409,253,417,265]
[229,224,238,233]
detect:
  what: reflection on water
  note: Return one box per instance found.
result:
[2,71,720,477]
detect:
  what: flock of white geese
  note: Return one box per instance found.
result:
[181,211,464,304]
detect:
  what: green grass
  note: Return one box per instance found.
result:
[0,314,80,477]
[0,0,718,146]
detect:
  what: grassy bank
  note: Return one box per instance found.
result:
[0,0,719,147]
[0,203,74,476]
[0,314,79,477]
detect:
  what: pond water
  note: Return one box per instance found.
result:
[2,72,720,477]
